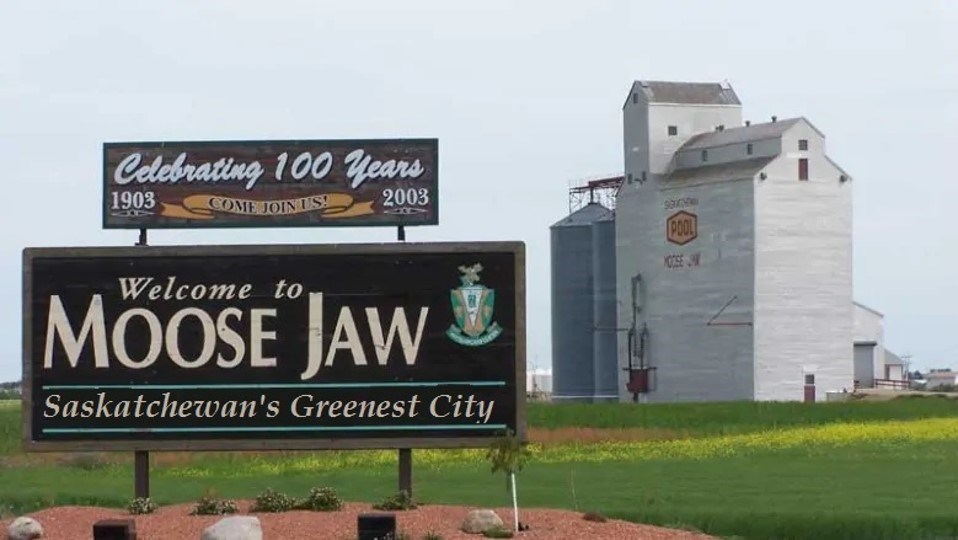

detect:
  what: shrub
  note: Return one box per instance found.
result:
[486,429,532,532]
[251,487,296,513]
[582,511,607,523]
[421,532,444,540]
[372,490,417,511]
[126,497,157,515]
[189,490,238,516]
[295,487,343,511]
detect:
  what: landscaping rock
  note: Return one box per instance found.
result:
[200,516,262,540]
[7,517,43,540]
[461,509,504,534]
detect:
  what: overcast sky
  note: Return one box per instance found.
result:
[2,1,955,382]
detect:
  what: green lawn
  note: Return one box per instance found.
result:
[4,399,958,539]
[3,442,958,540]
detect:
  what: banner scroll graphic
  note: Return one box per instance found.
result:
[161,194,375,220]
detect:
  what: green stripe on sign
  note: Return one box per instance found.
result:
[42,424,509,434]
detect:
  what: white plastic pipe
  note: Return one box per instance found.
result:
[511,472,519,531]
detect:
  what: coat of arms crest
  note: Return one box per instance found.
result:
[446,263,503,346]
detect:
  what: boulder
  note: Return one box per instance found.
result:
[461,509,504,534]
[7,517,43,540]
[200,516,262,540]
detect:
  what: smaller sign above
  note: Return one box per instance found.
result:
[102,139,438,229]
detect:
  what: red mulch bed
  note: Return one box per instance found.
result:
[3,501,718,539]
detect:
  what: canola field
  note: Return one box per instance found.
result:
[3,397,958,539]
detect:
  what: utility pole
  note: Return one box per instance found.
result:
[901,354,913,381]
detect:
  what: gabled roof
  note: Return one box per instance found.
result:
[884,349,905,366]
[550,202,614,228]
[677,116,830,153]
[826,155,852,182]
[679,118,802,151]
[854,301,884,317]
[626,80,741,107]
[666,156,775,183]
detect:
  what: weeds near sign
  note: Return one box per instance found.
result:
[373,490,417,511]
[486,429,532,532]
[126,497,157,515]
[294,487,343,511]
[189,489,238,516]
[251,487,297,513]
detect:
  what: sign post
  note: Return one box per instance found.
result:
[22,242,526,457]
[397,223,410,496]
[134,228,150,498]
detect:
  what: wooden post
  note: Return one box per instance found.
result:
[134,228,150,499]
[398,448,412,498]
[396,224,411,497]
[134,451,150,499]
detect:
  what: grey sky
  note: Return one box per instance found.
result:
[2,1,955,381]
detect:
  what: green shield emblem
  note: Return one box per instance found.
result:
[446,263,503,347]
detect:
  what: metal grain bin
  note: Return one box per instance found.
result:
[550,203,613,402]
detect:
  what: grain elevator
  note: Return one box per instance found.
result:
[552,79,869,403]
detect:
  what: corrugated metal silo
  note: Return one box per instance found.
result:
[550,202,612,402]
[591,212,618,401]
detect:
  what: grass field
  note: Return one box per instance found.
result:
[3,397,958,539]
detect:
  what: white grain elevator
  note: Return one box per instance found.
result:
[611,80,855,403]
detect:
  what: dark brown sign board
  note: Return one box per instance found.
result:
[101,139,439,229]
[22,241,525,452]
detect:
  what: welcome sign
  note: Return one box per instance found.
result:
[22,242,525,452]
[101,139,439,229]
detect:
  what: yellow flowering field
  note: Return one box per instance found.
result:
[534,416,958,463]
[161,416,958,478]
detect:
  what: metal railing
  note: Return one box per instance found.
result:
[872,378,911,390]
